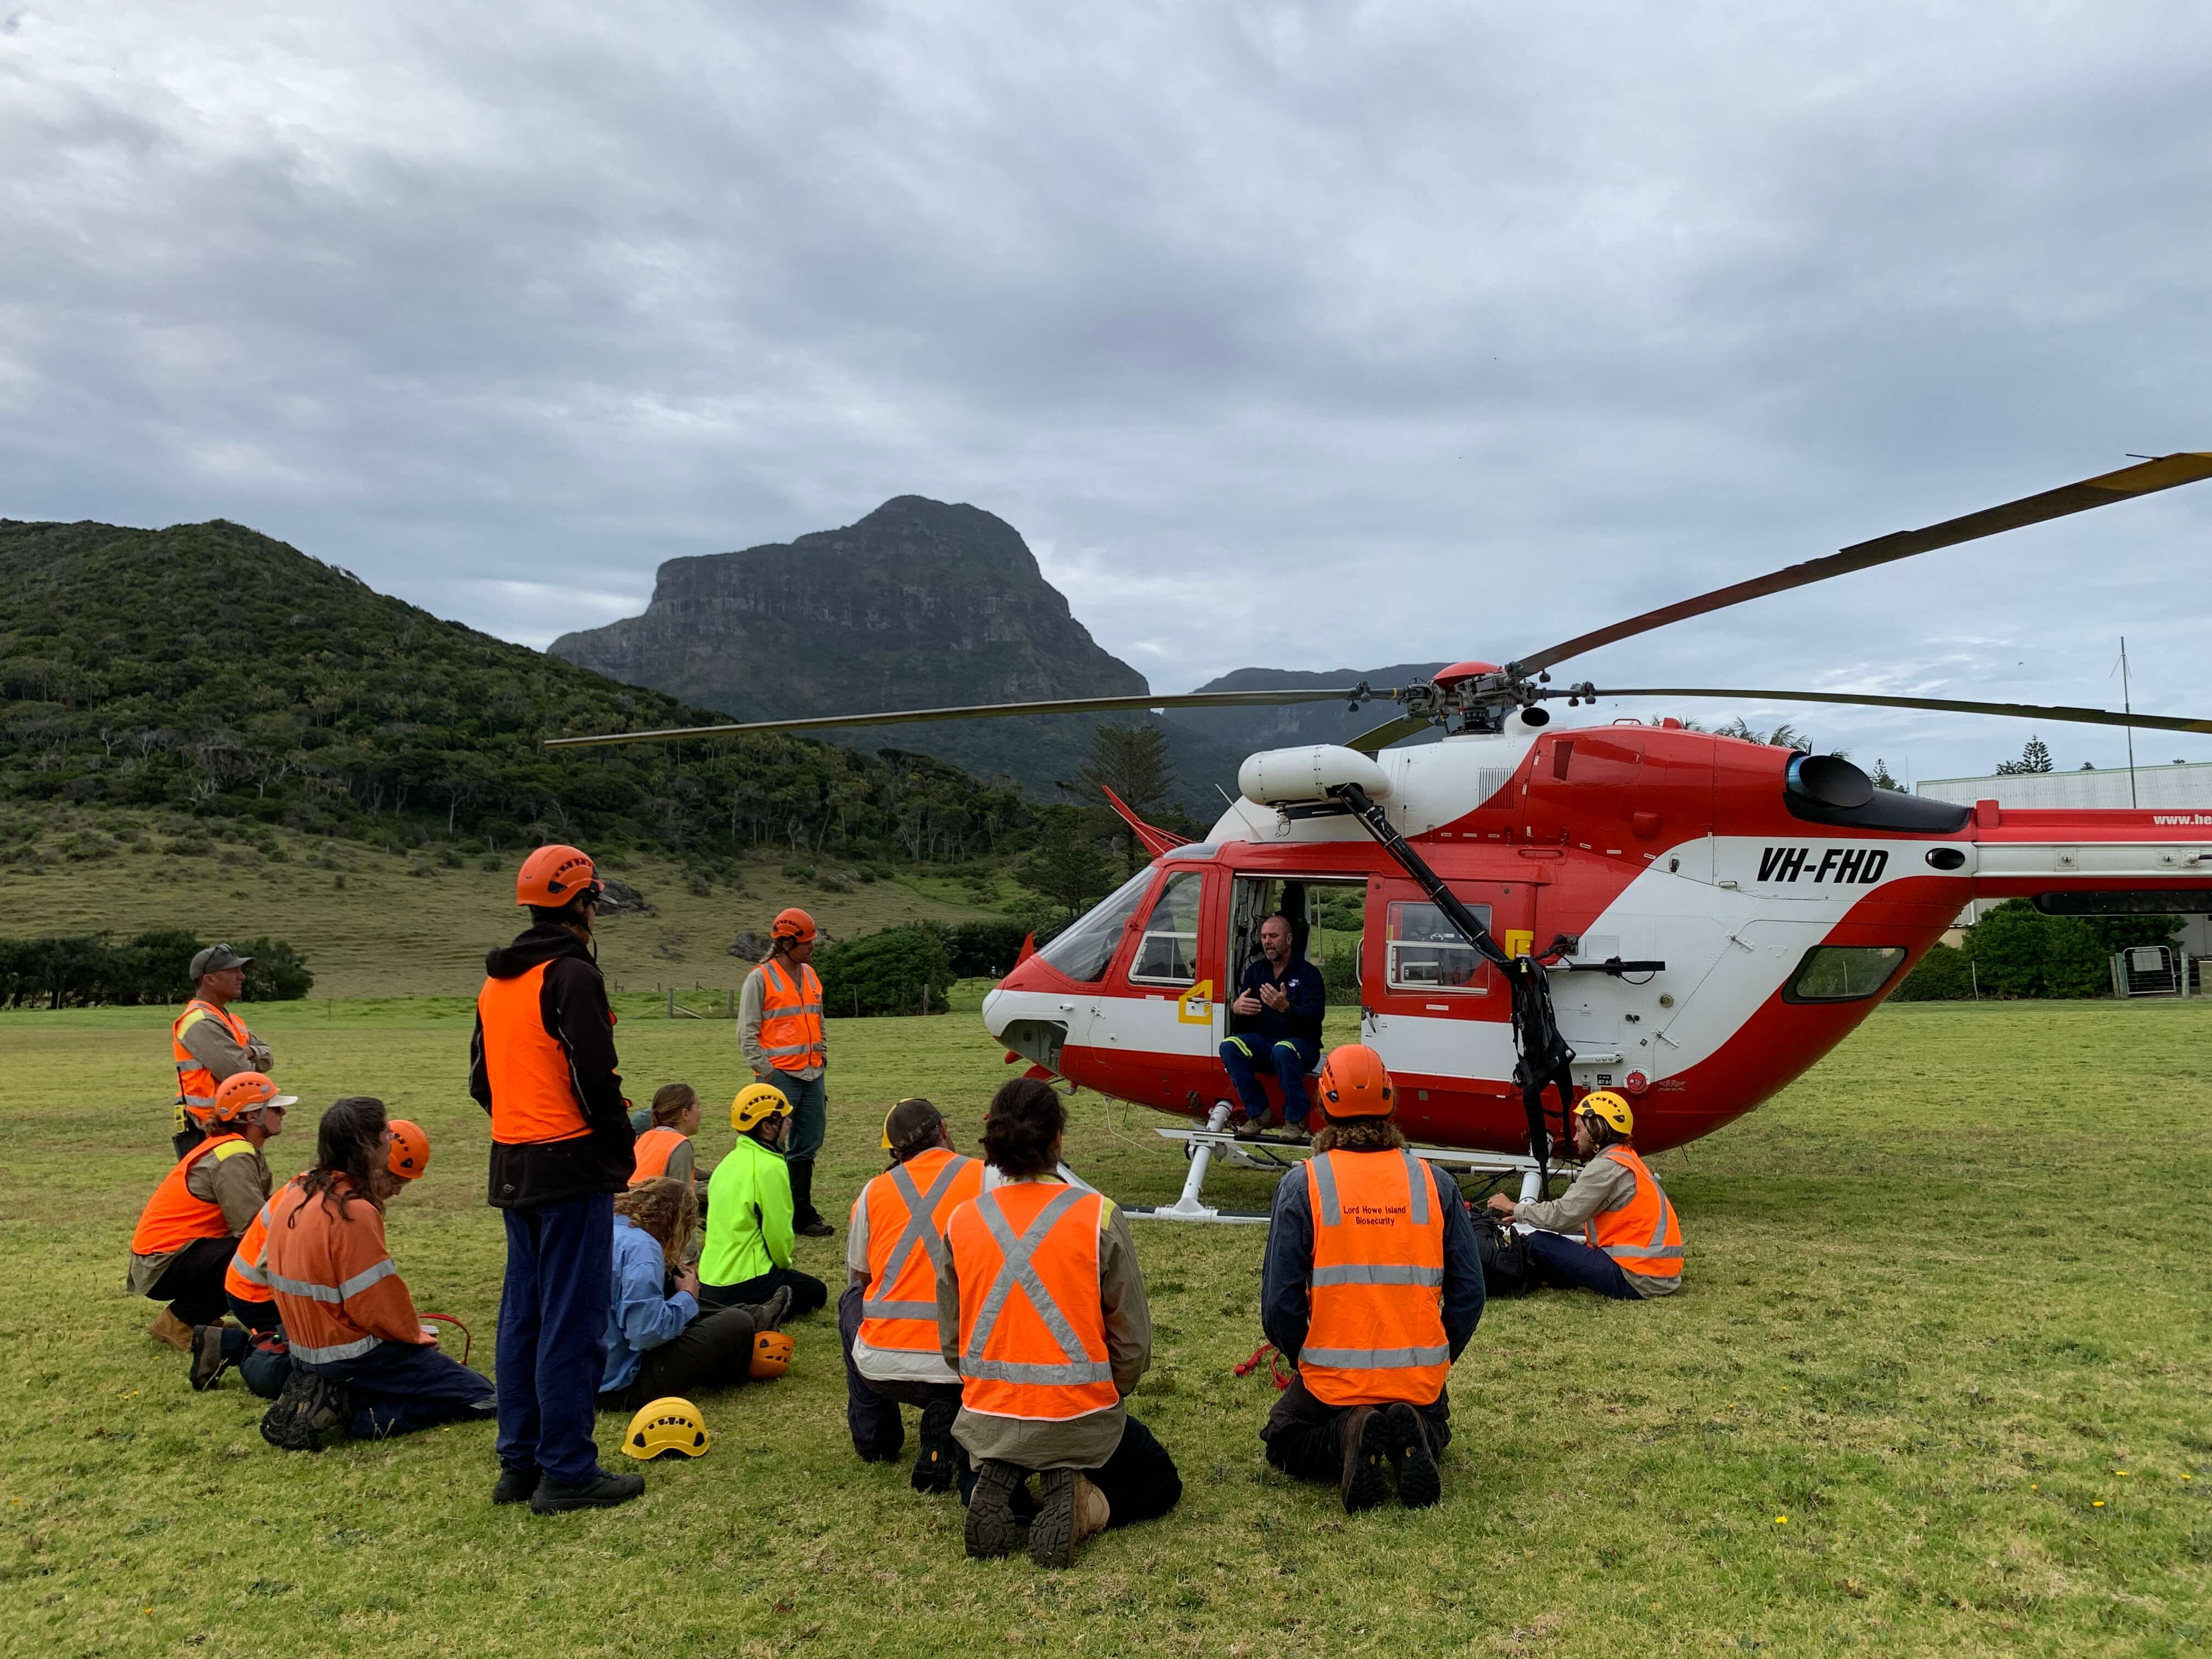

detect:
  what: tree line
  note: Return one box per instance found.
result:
[0,932,314,1011]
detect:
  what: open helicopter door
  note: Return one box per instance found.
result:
[1359,873,1531,1145]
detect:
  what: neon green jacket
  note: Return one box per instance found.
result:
[701,1134,792,1286]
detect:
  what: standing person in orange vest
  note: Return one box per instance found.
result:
[938,1079,1182,1568]
[839,1097,983,1490]
[1485,1091,1683,1300]
[469,844,642,1514]
[170,944,275,1158]
[128,1071,292,1350]
[1260,1045,1485,1512]
[738,909,833,1238]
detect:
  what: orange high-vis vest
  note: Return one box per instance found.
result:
[225,1195,278,1304]
[172,998,251,1125]
[131,1134,250,1257]
[757,958,825,1073]
[1583,1146,1683,1283]
[947,1182,1118,1422]
[856,1148,984,1362]
[476,963,591,1145]
[1299,1149,1451,1407]
[628,1127,687,1186]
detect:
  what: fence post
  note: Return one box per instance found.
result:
[667,987,675,1020]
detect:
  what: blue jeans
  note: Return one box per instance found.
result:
[308,1338,498,1440]
[1220,1035,1319,1125]
[1523,1229,1640,1301]
[495,1193,615,1483]
[758,1072,827,1166]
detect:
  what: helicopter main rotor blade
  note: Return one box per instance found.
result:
[1508,451,2212,679]
[1345,714,1437,754]
[1579,686,2212,736]
[544,686,1394,749]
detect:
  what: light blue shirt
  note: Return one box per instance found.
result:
[601,1216,698,1394]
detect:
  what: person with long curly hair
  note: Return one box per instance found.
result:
[258,1098,495,1452]
[598,1177,792,1415]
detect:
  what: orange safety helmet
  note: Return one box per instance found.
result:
[1316,1044,1396,1119]
[749,1329,795,1380]
[770,907,816,943]
[387,1119,431,1180]
[516,844,601,909]
[207,1071,298,1126]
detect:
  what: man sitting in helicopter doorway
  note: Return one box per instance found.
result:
[1485,1091,1683,1300]
[1222,915,1326,1141]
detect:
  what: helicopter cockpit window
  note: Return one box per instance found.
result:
[1128,871,1203,986]
[1782,945,1907,1003]
[1034,868,1155,984]
[1386,900,1493,994]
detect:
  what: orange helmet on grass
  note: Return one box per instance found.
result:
[749,1330,795,1380]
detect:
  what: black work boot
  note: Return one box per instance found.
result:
[1338,1406,1392,1513]
[789,1160,833,1239]
[964,1460,1025,1559]
[1384,1402,1441,1509]
[490,1464,542,1505]
[529,1468,646,1514]
[748,1285,793,1334]
[911,1399,958,1494]
[261,1367,351,1452]
[188,1324,233,1392]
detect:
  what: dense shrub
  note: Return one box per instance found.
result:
[815,926,955,1017]
[936,920,1032,980]
[1888,941,1977,1001]
[0,930,313,1009]
[1896,902,2186,1001]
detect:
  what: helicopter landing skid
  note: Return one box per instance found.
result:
[1124,1103,1573,1223]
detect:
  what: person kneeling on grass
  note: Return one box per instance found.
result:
[1259,1044,1485,1512]
[697,1084,830,1319]
[260,1099,496,1452]
[939,1078,1182,1569]
[1483,1091,1683,1301]
[192,1119,433,1400]
[598,1177,792,1414]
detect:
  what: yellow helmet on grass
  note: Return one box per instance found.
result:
[620,1397,711,1460]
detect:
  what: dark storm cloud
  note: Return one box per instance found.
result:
[3,2,2208,781]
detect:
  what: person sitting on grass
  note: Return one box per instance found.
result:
[940,1078,1182,1569]
[697,1084,828,1318]
[1485,1091,1683,1300]
[599,1176,792,1415]
[628,1084,708,1211]
[259,1099,497,1452]
[128,1071,291,1353]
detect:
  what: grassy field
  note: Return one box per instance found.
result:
[0,805,1016,999]
[3,989,2208,1657]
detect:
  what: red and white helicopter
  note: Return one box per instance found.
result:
[554,452,2212,1217]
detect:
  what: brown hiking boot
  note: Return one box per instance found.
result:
[1074,1474,1111,1544]
[1339,1406,1392,1513]
[188,1324,233,1391]
[147,1308,194,1351]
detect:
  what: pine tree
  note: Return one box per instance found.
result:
[2020,735,2053,773]
[1869,759,1900,791]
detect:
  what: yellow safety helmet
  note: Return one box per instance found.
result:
[619,1396,711,1460]
[730,1083,792,1134]
[1577,1090,1634,1137]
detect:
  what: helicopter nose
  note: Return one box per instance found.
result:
[981,986,1010,1038]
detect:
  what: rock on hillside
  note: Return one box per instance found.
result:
[550,496,1242,812]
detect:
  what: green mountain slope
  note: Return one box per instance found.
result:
[1163,662,1452,752]
[0,517,1029,865]
[548,495,1244,814]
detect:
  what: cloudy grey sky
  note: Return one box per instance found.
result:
[5,2,2208,783]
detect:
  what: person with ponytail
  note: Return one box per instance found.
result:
[258,1098,496,1452]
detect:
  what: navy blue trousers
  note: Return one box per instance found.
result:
[496,1193,614,1483]
[1523,1229,1641,1301]
[836,1282,963,1464]
[307,1339,498,1440]
[1220,1035,1319,1125]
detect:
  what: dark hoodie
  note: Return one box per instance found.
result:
[469,923,633,1209]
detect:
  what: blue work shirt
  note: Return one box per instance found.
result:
[1231,954,1326,1046]
[1261,1152,1485,1368]
[601,1215,698,1393]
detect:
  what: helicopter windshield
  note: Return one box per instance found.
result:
[1034,868,1156,984]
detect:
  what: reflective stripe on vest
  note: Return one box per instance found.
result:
[172,999,250,1107]
[758,960,825,1071]
[131,1135,249,1256]
[224,1198,276,1302]
[476,962,591,1144]
[289,1332,381,1365]
[629,1127,686,1186]
[949,1184,1117,1420]
[266,1257,397,1304]
[1299,1148,1451,1408]
[859,1152,981,1330]
[1583,1147,1684,1277]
